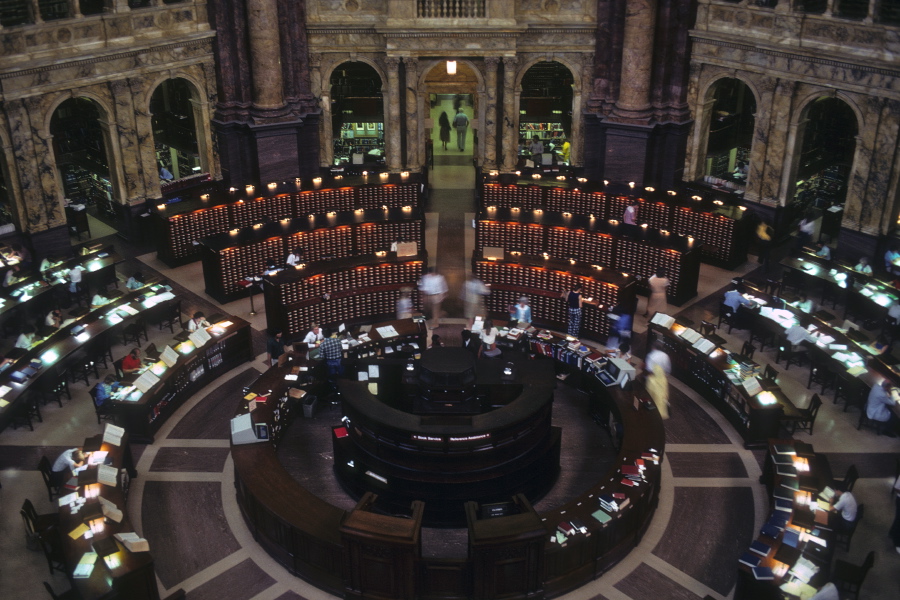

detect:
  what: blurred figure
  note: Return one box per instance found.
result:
[397,287,413,319]
[418,267,448,330]
[463,277,490,325]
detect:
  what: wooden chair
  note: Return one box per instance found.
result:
[122,317,148,347]
[834,372,868,412]
[89,385,117,426]
[833,550,875,600]
[68,349,99,386]
[11,393,42,431]
[698,320,726,346]
[807,349,836,395]
[144,342,161,361]
[38,456,60,503]
[718,302,738,333]
[740,340,756,360]
[33,365,71,407]
[788,394,822,436]
[38,529,67,576]
[153,300,182,333]
[835,464,859,493]
[775,335,807,371]
[763,363,778,385]
[834,504,864,552]
[857,409,890,435]
[21,498,59,542]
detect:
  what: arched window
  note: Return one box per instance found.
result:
[519,62,574,165]
[151,78,202,182]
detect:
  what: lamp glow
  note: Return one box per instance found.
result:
[446,60,457,75]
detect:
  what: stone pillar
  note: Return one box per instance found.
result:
[613,0,657,119]
[824,0,835,17]
[570,52,593,168]
[309,54,333,168]
[482,57,499,171]
[500,56,518,172]
[28,0,43,23]
[67,0,82,18]
[109,79,148,204]
[384,56,402,171]
[757,78,796,206]
[246,0,285,112]
[403,56,420,171]
[845,97,899,235]
[865,0,878,23]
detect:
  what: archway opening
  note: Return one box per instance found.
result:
[792,97,858,240]
[518,61,573,167]
[330,62,384,168]
[50,98,114,220]
[704,78,755,186]
[151,78,202,183]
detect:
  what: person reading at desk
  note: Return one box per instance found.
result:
[286,248,302,267]
[94,375,121,407]
[854,256,873,275]
[126,271,144,290]
[3,264,21,287]
[865,380,900,436]
[828,489,858,532]
[45,308,62,329]
[792,291,814,314]
[187,311,210,332]
[512,296,533,327]
[90,292,110,308]
[15,325,37,349]
[122,348,145,373]
[814,242,832,260]
[724,285,754,311]
[51,448,85,487]
[303,323,324,346]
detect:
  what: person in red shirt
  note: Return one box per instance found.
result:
[122,348,144,373]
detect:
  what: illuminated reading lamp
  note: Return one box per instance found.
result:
[401,171,410,179]
[592,265,603,270]
[229,187,237,194]
[645,186,655,192]
[534,208,543,215]
[280,218,290,224]
[562,211,572,217]
[83,479,101,499]
[489,170,499,177]
[381,204,389,211]
[660,229,670,235]
[487,205,496,211]
[156,204,166,211]
[295,263,306,270]
[87,512,105,534]
[609,219,620,225]
[402,205,412,212]
[308,214,315,219]
[589,213,595,220]
[532,173,541,180]
[267,182,277,191]
[757,391,777,406]
[245,184,255,195]
[294,178,302,188]
[739,205,747,211]
[362,171,368,177]
[334,175,343,180]
[375,251,387,257]
[691,195,702,201]
[511,206,520,212]
[713,200,724,206]
[446,60,457,75]
[41,349,59,364]
[578,177,587,183]
[312,177,322,188]
[542,252,550,259]
[230,228,239,234]
[641,223,649,229]
[515,171,521,176]
[556,175,566,181]
[327,211,337,217]
[253,223,263,229]
[667,190,677,196]
[569,258,576,265]
[628,181,635,189]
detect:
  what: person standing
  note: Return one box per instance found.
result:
[528,135,544,157]
[267,329,288,366]
[320,328,344,396]
[623,199,638,226]
[418,267,448,330]
[452,108,469,151]
[438,111,451,150]
[286,248,302,267]
[511,296,532,327]
[463,277,490,325]
[756,220,773,267]
[645,340,672,376]
[562,284,583,337]
[645,268,670,317]
[397,288,413,319]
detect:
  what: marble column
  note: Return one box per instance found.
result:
[570,52,593,168]
[403,56,420,171]
[500,56,518,172]
[108,79,147,204]
[482,57,499,171]
[246,0,285,112]
[759,78,796,206]
[309,54,333,168]
[28,0,43,23]
[613,0,657,119]
[67,0,81,18]
[385,56,402,172]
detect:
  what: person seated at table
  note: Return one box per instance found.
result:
[10,243,32,271]
[828,489,859,532]
[94,374,121,407]
[511,296,532,327]
[785,322,812,352]
[814,241,832,260]
[303,323,324,346]
[91,292,110,308]
[479,319,502,358]
[723,285,754,311]
[890,299,900,322]
[2,264,21,288]
[854,256,873,275]
[792,291,814,314]
[126,271,144,290]
[286,247,302,267]
[38,256,61,272]
[865,380,900,436]
[45,308,62,329]
[51,448,85,487]
[15,325,37,349]
[871,331,892,355]
[122,348,145,373]
[616,341,633,362]
[187,311,210,332]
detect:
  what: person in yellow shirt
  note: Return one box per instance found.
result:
[559,140,571,164]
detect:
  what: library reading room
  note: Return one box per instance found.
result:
[2,2,900,600]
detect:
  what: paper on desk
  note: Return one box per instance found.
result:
[69,523,90,539]
[368,365,379,378]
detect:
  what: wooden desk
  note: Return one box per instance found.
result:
[232,318,665,600]
[0,284,176,434]
[59,432,158,600]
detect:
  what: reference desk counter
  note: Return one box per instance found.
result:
[648,315,800,446]
[60,431,159,600]
[735,439,834,600]
[112,316,253,442]
[232,322,665,600]
[0,284,176,434]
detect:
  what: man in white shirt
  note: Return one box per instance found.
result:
[809,582,839,600]
[644,341,671,375]
[303,324,324,346]
[51,448,85,486]
[830,489,858,531]
[418,268,448,330]
[286,248,302,267]
[187,311,210,332]
[68,265,83,293]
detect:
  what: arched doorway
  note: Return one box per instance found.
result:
[329,62,384,169]
[518,61,573,167]
[50,98,115,219]
[423,61,478,187]
[791,97,858,240]
[151,78,203,182]
[703,78,756,186]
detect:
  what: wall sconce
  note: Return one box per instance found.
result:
[252,223,263,229]
[312,177,322,188]
[515,171,521,176]
[229,187,237,194]
[660,229,669,235]
[588,213,595,220]
[375,250,387,257]
[308,213,315,219]
[334,175,343,180]
[691,195,702,201]
[400,171,409,179]
[562,211,572,218]
[355,208,364,214]
[578,177,587,183]
[569,258,576,265]
[713,200,724,206]
[402,205,412,212]
[489,170,499,177]
[379,172,389,179]
[667,190,677,196]
[609,219,619,225]
[446,60,457,75]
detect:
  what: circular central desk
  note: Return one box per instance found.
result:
[231,325,665,600]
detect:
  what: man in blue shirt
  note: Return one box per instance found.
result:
[320,328,344,397]
[94,375,120,407]
[815,242,832,260]
[723,287,754,311]
[866,380,899,435]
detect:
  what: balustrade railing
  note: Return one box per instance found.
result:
[417,0,485,19]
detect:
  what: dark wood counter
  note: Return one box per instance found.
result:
[231,319,665,599]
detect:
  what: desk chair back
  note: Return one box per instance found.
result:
[37,456,59,502]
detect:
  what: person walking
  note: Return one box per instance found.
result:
[645,268,670,317]
[453,108,469,151]
[418,267,448,329]
[438,111,451,151]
